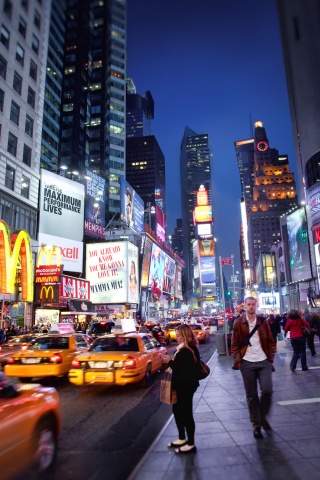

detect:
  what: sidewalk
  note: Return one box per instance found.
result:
[129,337,320,480]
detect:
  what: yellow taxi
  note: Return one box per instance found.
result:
[189,324,210,343]
[68,319,167,387]
[4,329,93,382]
[0,372,61,480]
[0,334,41,366]
[163,321,183,342]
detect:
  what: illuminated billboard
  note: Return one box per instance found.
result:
[175,265,183,300]
[196,223,212,238]
[86,241,139,304]
[84,169,106,239]
[39,169,84,242]
[286,207,312,282]
[140,237,153,288]
[148,244,166,291]
[315,243,320,290]
[200,256,215,284]
[156,205,166,242]
[199,239,214,257]
[258,292,280,310]
[196,186,208,206]
[162,255,176,295]
[193,241,199,280]
[120,178,144,233]
[194,205,212,224]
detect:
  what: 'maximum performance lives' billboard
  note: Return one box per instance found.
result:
[38,169,84,272]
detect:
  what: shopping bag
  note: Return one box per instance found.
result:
[197,359,210,380]
[160,372,177,404]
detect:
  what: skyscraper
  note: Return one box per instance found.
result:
[0,0,51,239]
[277,0,320,199]
[180,127,213,296]
[126,79,154,138]
[58,0,126,219]
[236,121,298,281]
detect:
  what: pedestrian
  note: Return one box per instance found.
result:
[161,324,200,454]
[0,328,5,344]
[267,314,281,342]
[304,309,317,356]
[285,309,309,371]
[231,296,276,439]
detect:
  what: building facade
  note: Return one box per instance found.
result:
[126,79,154,138]
[179,127,213,298]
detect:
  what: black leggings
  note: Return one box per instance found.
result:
[172,388,197,445]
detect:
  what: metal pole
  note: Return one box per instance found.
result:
[219,256,229,355]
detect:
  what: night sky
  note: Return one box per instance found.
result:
[127,0,297,282]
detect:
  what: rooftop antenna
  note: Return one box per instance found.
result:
[249,112,253,137]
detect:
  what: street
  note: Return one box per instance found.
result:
[33,337,216,480]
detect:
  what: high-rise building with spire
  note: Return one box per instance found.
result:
[236,121,298,280]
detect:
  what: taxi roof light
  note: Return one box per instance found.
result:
[113,319,136,335]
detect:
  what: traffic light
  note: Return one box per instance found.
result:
[227,291,231,297]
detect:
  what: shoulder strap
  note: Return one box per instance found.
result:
[240,323,260,347]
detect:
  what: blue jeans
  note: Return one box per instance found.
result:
[290,337,307,370]
[240,359,273,428]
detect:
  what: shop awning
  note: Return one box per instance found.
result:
[60,300,96,315]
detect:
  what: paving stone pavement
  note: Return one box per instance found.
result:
[129,335,320,480]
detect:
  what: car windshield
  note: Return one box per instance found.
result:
[30,336,70,350]
[189,325,201,330]
[89,336,139,352]
[89,323,110,334]
[8,336,33,345]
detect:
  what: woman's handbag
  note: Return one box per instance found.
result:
[197,359,210,380]
[160,371,177,404]
[302,326,311,337]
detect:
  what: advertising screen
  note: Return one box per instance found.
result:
[175,265,183,300]
[148,244,166,291]
[39,169,84,242]
[286,208,312,282]
[193,241,199,280]
[196,223,212,238]
[86,241,137,304]
[127,242,139,304]
[199,239,214,257]
[84,169,106,239]
[258,292,280,310]
[194,205,212,224]
[140,237,153,288]
[156,205,166,242]
[162,255,176,294]
[200,256,216,284]
[315,243,320,290]
[120,178,144,233]
[37,233,83,273]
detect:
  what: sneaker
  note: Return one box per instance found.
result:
[253,427,263,439]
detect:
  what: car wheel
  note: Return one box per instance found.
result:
[33,417,58,473]
[140,366,152,388]
[19,377,33,383]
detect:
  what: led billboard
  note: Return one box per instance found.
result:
[39,169,84,242]
[86,241,139,304]
[120,178,144,233]
[140,237,153,288]
[199,239,214,257]
[194,205,212,224]
[84,169,106,239]
[196,223,212,238]
[156,205,166,242]
[148,244,166,291]
[286,207,312,282]
[162,255,176,294]
[315,243,320,290]
[200,256,216,284]
[175,265,183,300]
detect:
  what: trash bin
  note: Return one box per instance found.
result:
[215,330,226,355]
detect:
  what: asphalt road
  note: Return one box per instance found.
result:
[33,337,217,480]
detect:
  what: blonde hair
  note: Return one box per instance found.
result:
[175,324,198,362]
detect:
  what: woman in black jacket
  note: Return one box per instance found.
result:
[161,324,200,454]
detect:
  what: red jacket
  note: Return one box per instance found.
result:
[285,317,309,338]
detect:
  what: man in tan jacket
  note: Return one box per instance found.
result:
[231,297,276,439]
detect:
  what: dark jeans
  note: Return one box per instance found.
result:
[240,359,273,429]
[290,337,308,369]
[307,332,316,355]
[172,387,197,445]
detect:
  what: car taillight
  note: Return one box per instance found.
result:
[21,345,28,351]
[71,359,81,368]
[7,357,14,364]
[50,353,62,364]
[123,356,136,369]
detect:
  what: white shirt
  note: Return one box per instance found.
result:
[243,315,267,362]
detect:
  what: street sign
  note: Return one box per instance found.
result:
[221,258,233,265]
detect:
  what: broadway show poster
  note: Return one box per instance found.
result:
[140,237,153,288]
[162,255,176,295]
[148,243,166,291]
[120,178,144,233]
[86,241,138,304]
[286,207,312,283]
[84,169,106,239]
